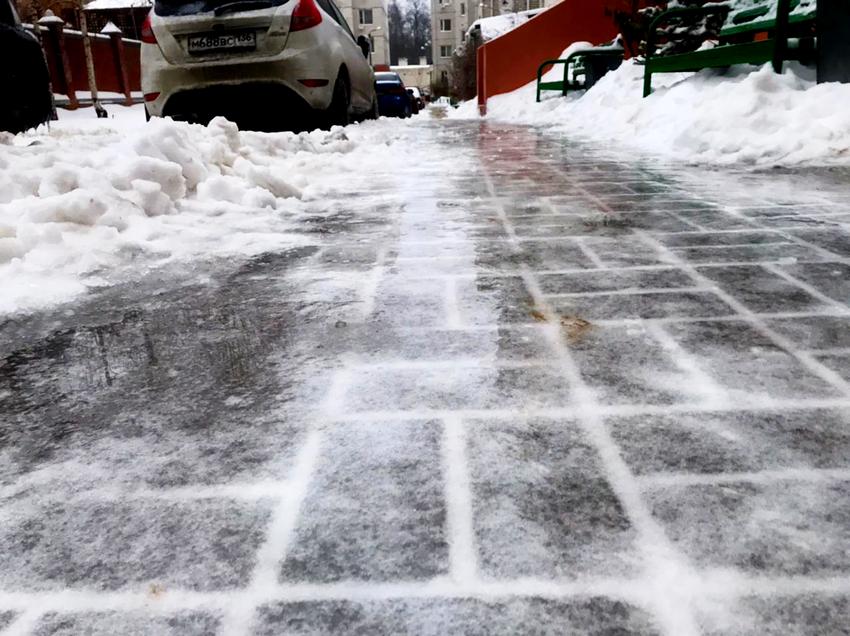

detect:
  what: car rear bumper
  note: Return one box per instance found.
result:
[142,41,335,120]
[377,95,408,116]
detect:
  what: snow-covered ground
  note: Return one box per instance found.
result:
[452,53,850,166]
[0,106,415,315]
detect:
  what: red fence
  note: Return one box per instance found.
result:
[30,21,141,108]
[476,0,636,114]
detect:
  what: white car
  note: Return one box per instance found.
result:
[140,0,377,130]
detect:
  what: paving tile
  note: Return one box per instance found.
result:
[696,265,833,314]
[280,420,448,582]
[788,228,850,258]
[33,612,219,636]
[647,480,850,576]
[539,268,693,295]
[569,325,708,406]
[671,243,822,264]
[816,353,850,383]
[697,594,850,636]
[454,275,537,326]
[253,597,660,635]
[581,237,676,267]
[780,262,850,305]
[550,291,732,321]
[664,320,842,401]
[466,419,640,579]
[766,315,850,350]
[0,499,270,591]
[610,408,850,475]
[340,365,573,411]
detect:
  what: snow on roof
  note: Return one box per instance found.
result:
[466,8,542,41]
[84,0,152,10]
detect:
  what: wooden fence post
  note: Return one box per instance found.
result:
[102,21,133,105]
[38,10,78,110]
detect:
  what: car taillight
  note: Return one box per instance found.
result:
[290,0,322,32]
[141,11,156,44]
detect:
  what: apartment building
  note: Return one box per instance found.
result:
[337,0,391,67]
[431,0,554,89]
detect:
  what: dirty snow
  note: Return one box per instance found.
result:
[452,54,850,166]
[0,107,410,314]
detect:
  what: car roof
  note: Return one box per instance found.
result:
[375,72,402,82]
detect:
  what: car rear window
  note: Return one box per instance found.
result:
[375,81,402,93]
[154,0,289,17]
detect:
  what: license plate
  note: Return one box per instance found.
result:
[187,31,256,54]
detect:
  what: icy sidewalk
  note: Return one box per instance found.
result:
[1,120,850,635]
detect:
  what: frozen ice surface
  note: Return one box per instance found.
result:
[1,119,850,635]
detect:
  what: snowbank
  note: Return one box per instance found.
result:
[452,54,850,166]
[0,108,404,314]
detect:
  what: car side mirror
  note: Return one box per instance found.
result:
[356,35,369,58]
[407,89,414,95]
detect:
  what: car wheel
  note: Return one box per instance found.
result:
[326,73,350,128]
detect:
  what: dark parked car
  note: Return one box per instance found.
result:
[0,0,52,134]
[374,71,413,118]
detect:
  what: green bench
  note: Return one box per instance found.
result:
[536,46,624,102]
[643,0,818,97]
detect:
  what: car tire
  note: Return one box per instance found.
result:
[326,73,350,128]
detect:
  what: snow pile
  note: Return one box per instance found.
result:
[0,110,401,314]
[453,54,850,165]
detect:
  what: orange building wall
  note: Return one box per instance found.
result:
[476,0,636,114]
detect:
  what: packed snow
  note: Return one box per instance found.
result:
[452,53,850,166]
[466,8,542,41]
[0,106,410,314]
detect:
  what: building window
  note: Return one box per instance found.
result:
[358,8,373,25]
[439,18,452,31]
[460,3,466,15]
[440,45,453,58]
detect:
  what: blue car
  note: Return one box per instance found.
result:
[374,71,413,118]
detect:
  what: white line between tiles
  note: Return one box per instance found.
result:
[572,238,609,269]
[441,415,479,586]
[519,267,703,636]
[219,429,323,636]
[639,468,850,489]
[444,278,464,330]
[644,322,731,409]
[357,246,387,321]
[544,286,712,299]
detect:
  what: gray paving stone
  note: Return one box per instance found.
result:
[0,612,17,631]
[780,262,850,305]
[551,291,732,321]
[280,420,448,582]
[816,353,850,382]
[610,408,850,475]
[33,612,219,636]
[0,499,270,591]
[581,237,674,267]
[467,419,640,579]
[697,594,850,636]
[340,365,573,411]
[647,480,850,576]
[664,320,842,400]
[538,268,693,295]
[671,243,823,264]
[766,315,850,350]
[569,325,706,406]
[253,597,660,635]
[697,265,833,314]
